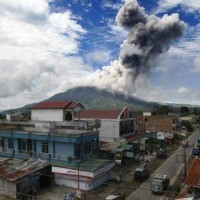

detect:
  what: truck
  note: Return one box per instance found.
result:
[151,174,170,194]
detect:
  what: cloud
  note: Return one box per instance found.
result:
[155,0,200,14]
[191,57,200,73]
[85,50,112,65]
[0,0,92,110]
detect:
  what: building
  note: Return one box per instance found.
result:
[52,158,115,191]
[74,107,134,142]
[135,114,178,133]
[0,157,50,199]
[0,122,99,161]
[31,101,84,122]
[184,158,200,198]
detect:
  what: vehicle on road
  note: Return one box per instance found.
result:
[64,192,76,200]
[105,193,125,200]
[181,140,189,147]
[151,174,170,194]
[192,145,200,157]
[156,149,167,159]
[134,166,149,181]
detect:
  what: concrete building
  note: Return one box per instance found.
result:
[31,101,84,122]
[74,107,134,142]
[0,122,99,161]
[135,114,178,133]
[52,158,115,191]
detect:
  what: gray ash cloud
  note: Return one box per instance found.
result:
[116,0,185,75]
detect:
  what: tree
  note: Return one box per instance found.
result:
[193,108,198,115]
[180,106,189,116]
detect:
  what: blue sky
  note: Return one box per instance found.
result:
[0,0,200,110]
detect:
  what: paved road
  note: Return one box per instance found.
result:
[126,130,200,200]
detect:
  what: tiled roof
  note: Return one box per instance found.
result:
[184,158,200,187]
[74,110,122,119]
[31,101,83,109]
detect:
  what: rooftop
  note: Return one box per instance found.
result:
[0,157,48,181]
[74,109,122,119]
[51,158,114,172]
[31,101,83,109]
[184,158,200,187]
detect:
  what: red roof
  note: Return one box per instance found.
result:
[74,110,122,119]
[184,158,200,187]
[31,101,83,109]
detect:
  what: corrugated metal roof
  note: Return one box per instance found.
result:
[184,158,200,187]
[0,157,49,181]
[74,110,122,119]
[31,101,83,109]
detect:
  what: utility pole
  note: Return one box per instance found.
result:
[183,146,187,179]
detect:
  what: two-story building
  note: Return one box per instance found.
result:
[31,101,84,122]
[74,107,134,142]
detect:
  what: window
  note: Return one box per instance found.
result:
[22,140,27,151]
[42,142,48,153]
[27,139,32,152]
[84,142,91,154]
[8,139,14,149]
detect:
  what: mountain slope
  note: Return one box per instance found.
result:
[46,86,159,110]
[1,86,160,114]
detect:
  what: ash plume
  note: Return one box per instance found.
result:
[116,0,185,75]
[85,0,185,97]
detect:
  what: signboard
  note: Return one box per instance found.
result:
[140,139,145,150]
[126,152,134,158]
[157,132,165,140]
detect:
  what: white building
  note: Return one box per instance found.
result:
[31,101,84,122]
[74,107,134,142]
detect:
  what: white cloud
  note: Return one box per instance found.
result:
[85,50,112,65]
[0,0,92,110]
[191,57,200,72]
[155,0,200,14]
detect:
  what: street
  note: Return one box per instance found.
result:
[126,129,200,200]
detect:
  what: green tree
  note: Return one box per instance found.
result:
[193,108,198,115]
[180,106,189,116]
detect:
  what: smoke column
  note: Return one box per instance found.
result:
[85,0,185,95]
[116,0,185,75]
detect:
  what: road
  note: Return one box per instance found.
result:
[126,129,200,200]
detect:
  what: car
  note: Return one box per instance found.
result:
[64,192,76,200]
[181,140,188,147]
[105,193,125,200]
[151,174,170,194]
[156,149,167,159]
[134,166,149,181]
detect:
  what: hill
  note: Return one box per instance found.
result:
[47,86,159,110]
[1,86,160,114]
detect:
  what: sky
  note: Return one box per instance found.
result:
[0,0,200,110]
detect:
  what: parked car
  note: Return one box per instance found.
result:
[134,166,149,181]
[64,192,76,200]
[105,193,125,200]
[181,140,188,147]
[192,146,200,157]
[151,174,170,194]
[156,149,167,159]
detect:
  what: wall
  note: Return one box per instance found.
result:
[99,120,119,141]
[54,172,109,190]
[0,179,16,199]
[31,109,64,121]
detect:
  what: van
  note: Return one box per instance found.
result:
[192,147,200,156]
[134,166,149,181]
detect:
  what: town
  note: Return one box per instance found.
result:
[0,101,199,200]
